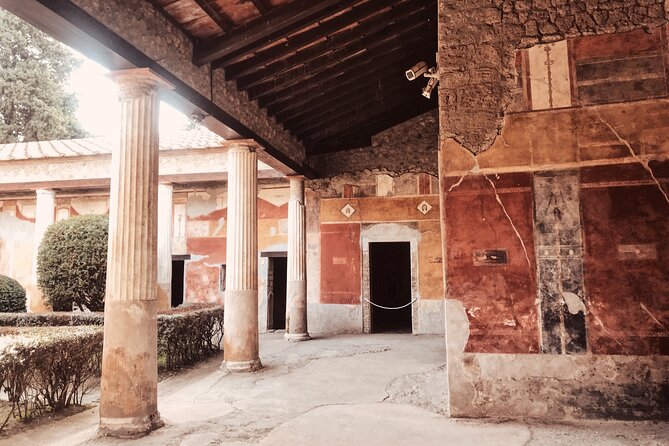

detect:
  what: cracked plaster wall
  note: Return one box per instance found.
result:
[70,0,305,165]
[438,3,669,419]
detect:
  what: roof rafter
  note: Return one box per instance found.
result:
[193,0,359,65]
[221,0,406,74]
[234,4,433,90]
[193,0,234,33]
[247,29,431,101]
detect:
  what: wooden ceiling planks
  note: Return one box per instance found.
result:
[150,0,437,155]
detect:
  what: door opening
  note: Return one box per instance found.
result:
[267,256,287,330]
[369,242,412,333]
[171,260,185,307]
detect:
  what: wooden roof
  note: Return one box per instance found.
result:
[151,0,438,155]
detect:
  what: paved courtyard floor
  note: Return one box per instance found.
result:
[2,333,667,445]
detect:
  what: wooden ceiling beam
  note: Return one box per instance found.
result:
[297,93,421,141]
[193,0,358,66]
[276,71,404,124]
[285,78,410,131]
[235,4,433,90]
[251,0,269,14]
[222,0,414,76]
[193,0,234,33]
[247,29,432,101]
[263,46,435,114]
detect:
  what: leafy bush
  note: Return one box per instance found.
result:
[0,326,102,428]
[0,275,26,313]
[36,215,108,312]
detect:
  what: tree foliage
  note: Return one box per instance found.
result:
[37,215,109,312]
[0,275,26,313]
[0,8,86,143]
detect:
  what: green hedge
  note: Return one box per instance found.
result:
[36,215,109,311]
[0,275,26,313]
[0,306,224,429]
[0,305,224,371]
[0,326,102,427]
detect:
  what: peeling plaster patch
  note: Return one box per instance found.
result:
[503,319,517,327]
[467,307,481,318]
[483,173,532,269]
[445,299,470,355]
[562,292,586,315]
[187,191,219,218]
[593,108,669,205]
[213,217,226,237]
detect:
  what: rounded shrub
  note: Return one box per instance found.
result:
[37,215,109,311]
[0,275,27,312]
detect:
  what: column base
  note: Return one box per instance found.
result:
[222,358,263,373]
[98,411,164,439]
[285,333,311,342]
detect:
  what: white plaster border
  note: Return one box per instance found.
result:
[360,223,421,334]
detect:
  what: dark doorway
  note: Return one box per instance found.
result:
[369,242,412,333]
[171,260,185,307]
[268,256,287,330]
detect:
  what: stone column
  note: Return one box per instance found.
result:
[28,189,55,313]
[99,68,172,438]
[157,183,173,310]
[285,176,309,341]
[223,144,262,372]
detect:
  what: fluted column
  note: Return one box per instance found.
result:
[285,176,309,341]
[99,68,172,438]
[157,183,173,310]
[223,144,262,372]
[28,189,55,313]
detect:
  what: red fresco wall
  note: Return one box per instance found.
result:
[443,173,540,354]
[581,163,669,355]
[184,196,288,305]
[320,223,361,304]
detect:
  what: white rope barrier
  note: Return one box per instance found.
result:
[363,297,417,310]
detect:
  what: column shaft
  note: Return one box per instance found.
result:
[223,145,262,372]
[99,69,171,438]
[285,177,309,341]
[28,189,55,313]
[157,183,173,310]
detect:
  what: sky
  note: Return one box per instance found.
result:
[65,49,191,138]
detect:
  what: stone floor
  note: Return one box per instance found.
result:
[2,333,667,445]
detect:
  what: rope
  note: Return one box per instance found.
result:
[363,297,417,310]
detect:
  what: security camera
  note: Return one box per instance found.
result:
[406,62,439,99]
[405,61,428,81]
[422,77,438,99]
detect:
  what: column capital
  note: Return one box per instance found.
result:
[35,189,56,197]
[228,143,256,154]
[108,68,174,100]
[285,175,306,182]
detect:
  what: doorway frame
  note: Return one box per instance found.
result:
[259,250,287,333]
[361,223,420,334]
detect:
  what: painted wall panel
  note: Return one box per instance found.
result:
[581,164,669,355]
[443,174,540,354]
[320,223,361,305]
